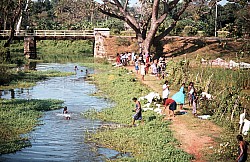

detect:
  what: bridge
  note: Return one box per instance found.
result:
[0,30,95,40]
[0,29,110,58]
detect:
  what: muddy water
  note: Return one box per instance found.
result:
[0,63,120,162]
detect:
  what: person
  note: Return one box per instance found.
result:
[140,62,146,81]
[171,83,186,110]
[164,98,177,118]
[188,82,195,107]
[151,60,157,75]
[74,66,78,71]
[132,97,142,126]
[192,91,198,117]
[116,53,121,66]
[145,62,150,75]
[236,134,248,162]
[134,59,139,74]
[162,80,170,105]
[63,106,70,120]
[85,69,88,76]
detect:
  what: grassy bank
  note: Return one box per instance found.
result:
[0,68,74,90]
[0,99,63,154]
[83,59,250,161]
[83,63,193,161]
[1,40,94,64]
[37,40,93,63]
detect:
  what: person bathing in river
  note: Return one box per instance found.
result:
[132,97,142,126]
[63,106,70,120]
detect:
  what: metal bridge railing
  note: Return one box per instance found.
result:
[0,30,95,37]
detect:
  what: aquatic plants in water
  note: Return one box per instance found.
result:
[0,99,63,154]
[0,69,74,90]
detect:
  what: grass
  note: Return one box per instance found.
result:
[83,58,250,161]
[83,63,193,161]
[0,99,64,154]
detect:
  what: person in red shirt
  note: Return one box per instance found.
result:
[164,98,177,118]
[116,53,121,66]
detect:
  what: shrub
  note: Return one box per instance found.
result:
[182,26,198,36]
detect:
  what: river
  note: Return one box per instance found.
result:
[0,63,121,162]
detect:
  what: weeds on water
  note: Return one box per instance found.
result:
[0,69,73,90]
[0,99,63,154]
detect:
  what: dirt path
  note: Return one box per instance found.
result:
[125,65,222,162]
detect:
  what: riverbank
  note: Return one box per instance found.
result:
[85,61,248,161]
[125,65,224,162]
[83,63,193,161]
[0,65,73,154]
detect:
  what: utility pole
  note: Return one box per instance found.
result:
[215,0,218,37]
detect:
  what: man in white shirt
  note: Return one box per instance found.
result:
[162,80,170,105]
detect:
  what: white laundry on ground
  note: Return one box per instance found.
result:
[242,119,250,135]
[139,92,160,104]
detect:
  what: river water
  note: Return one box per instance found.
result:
[0,63,120,162]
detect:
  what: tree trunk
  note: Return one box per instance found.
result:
[4,5,22,48]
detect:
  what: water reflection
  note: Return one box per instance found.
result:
[0,63,120,162]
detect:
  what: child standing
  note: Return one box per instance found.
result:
[140,62,146,81]
[192,92,198,117]
[132,97,142,126]
[135,59,139,74]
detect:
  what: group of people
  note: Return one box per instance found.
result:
[115,52,168,81]
[134,56,167,81]
[131,80,248,161]
[115,52,135,66]
[131,81,198,125]
[162,81,198,119]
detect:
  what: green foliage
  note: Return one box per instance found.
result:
[182,26,198,36]
[0,99,63,154]
[0,65,11,85]
[165,60,249,132]
[83,64,193,161]
[0,46,8,63]
[37,40,93,63]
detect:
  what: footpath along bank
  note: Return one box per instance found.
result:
[125,65,223,162]
[84,62,226,162]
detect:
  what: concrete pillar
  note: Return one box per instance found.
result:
[94,28,110,58]
[24,36,37,59]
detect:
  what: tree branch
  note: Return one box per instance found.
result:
[98,0,141,34]
[154,0,190,42]
[4,2,22,47]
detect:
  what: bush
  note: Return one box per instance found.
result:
[0,66,11,85]
[182,26,198,36]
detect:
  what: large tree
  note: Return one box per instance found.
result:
[96,0,192,54]
[0,0,23,47]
